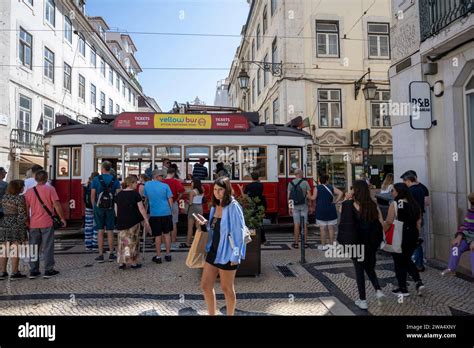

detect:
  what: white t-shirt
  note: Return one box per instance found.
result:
[23,178,52,194]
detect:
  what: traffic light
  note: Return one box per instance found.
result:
[360,129,371,150]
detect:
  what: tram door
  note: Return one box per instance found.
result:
[277,147,303,217]
[54,146,83,220]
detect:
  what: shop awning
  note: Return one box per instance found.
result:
[19,154,45,166]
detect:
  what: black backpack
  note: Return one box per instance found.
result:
[289,179,307,206]
[96,175,115,210]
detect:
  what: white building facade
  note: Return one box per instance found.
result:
[0,0,150,179]
[227,0,392,190]
[389,0,474,270]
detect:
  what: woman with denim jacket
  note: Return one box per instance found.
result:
[196,177,246,315]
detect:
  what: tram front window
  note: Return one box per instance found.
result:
[95,146,122,179]
[213,146,240,180]
[242,146,267,180]
[185,146,209,180]
[155,146,183,177]
[125,146,151,177]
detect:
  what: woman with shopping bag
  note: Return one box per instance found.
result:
[194,177,246,316]
[383,183,425,297]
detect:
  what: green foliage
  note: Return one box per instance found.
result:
[237,195,265,230]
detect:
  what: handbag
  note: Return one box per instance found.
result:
[33,187,63,230]
[382,201,403,253]
[337,200,359,245]
[185,229,208,269]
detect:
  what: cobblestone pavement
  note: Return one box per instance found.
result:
[0,230,472,316]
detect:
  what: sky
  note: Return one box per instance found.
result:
[86,0,250,111]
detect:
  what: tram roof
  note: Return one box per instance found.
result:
[45,121,313,139]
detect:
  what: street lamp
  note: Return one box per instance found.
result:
[237,68,250,91]
[354,68,378,100]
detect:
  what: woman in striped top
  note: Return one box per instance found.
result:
[442,193,474,276]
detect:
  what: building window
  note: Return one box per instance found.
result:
[26,0,33,5]
[64,15,72,43]
[128,88,131,103]
[109,98,113,114]
[122,81,126,97]
[45,0,55,27]
[257,69,261,96]
[371,90,391,128]
[273,98,279,124]
[264,107,269,123]
[316,21,339,57]
[116,75,120,92]
[252,78,256,104]
[272,38,278,73]
[318,89,341,127]
[256,24,261,50]
[78,33,85,56]
[63,63,71,92]
[90,83,96,108]
[271,0,277,16]
[251,39,255,61]
[368,22,390,59]
[116,104,120,114]
[19,95,32,133]
[263,6,268,34]
[101,59,106,77]
[109,67,114,85]
[78,74,85,101]
[43,105,54,133]
[19,28,32,69]
[264,53,269,87]
[90,46,96,67]
[43,47,54,81]
[132,93,136,106]
[100,92,105,111]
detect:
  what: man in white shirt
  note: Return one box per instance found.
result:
[24,165,51,192]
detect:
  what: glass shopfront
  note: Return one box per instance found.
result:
[318,155,347,190]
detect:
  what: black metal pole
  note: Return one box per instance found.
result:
[300,210,306,264]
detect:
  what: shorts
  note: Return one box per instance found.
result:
[292,205,308,225]
[187,204,203,219]
[149,216,173,237]
[206,252,239,271]
[172,201,179,224]
[316,219,338,226]
[94,206,115,231]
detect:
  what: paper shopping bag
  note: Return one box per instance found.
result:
[185,230,208,269]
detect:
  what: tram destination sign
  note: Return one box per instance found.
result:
[114,113,249,131]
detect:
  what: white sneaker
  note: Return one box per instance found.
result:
[376,290,386,306]
[355,299,368,310]
[318,245,329,251]
[441,269,455,277]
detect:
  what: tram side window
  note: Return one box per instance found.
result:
[155,146,183,178]
[73,148,81,177]
[213,146,240,180]
[288,149,302,176]
[95,146,122,179]
[278,148,286,176]
[57,148,70,177]
[185,146,210,180]
[125,146,152,177]
[242,146,267,180]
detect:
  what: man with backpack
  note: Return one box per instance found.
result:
[91,161,121,263]
[288,169,311,249]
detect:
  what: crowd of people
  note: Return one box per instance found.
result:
[0,160,473,316]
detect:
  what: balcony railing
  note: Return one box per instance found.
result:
[10,129,44,155]
[420,0,474,42]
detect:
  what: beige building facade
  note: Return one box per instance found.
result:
[228,0,392,190]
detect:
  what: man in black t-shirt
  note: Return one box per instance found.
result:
[401,170,430,272]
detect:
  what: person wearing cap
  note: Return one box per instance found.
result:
[144,169,174,263]
[400,170,430,272]
[288,169,311,248]
[0,168,8,219]
[192,158,208,180]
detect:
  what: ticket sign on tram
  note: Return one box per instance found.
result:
[114,113,249,131]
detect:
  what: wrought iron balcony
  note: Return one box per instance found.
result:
[10,129,44,155]
[420,0,474,42]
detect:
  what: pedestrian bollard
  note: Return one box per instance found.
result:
[300,210,306,264]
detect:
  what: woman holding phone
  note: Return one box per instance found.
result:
[195,177,246,315]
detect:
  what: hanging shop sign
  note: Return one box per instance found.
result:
[409,81,433,130]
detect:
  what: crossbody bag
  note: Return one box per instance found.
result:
[33,187,63,230]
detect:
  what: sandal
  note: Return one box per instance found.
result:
[179,243,190,248]
[291,243,299,249]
